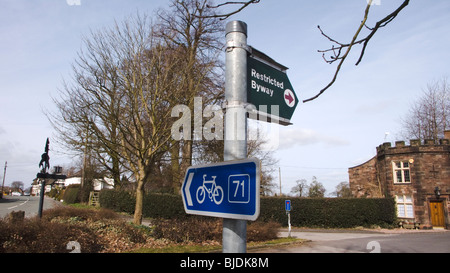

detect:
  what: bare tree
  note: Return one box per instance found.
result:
[49,14,189,225]
[333,181,353,198]
[193,127,278,195]
[290,178,308,197]
[11,181,24,192]
[308,176,326,198]
[247,129,278,196]
[48,18,129,188]
[400,78,450,142]
[156,0,225,194]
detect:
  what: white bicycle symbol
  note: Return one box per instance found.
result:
[196,174,224,205]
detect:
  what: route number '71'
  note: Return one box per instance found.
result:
[228,174,250,204]
[233,180,245,197]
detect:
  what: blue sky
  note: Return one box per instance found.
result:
[1,0,449,196]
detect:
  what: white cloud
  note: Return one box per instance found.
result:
[275,128,350,150]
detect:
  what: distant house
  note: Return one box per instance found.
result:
[349,131,450,229]
[62,177,115,191]
[31,176,114,196]
[93,177,114,191]
[63,177,81,187]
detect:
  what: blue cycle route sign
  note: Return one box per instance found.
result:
[181,158,260,221]
[285,200,291,212]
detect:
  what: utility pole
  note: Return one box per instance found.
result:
[279,167,282,196]
[1,161,7,198]
[222,20,248,253]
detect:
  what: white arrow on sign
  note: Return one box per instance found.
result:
[184,172,194,206]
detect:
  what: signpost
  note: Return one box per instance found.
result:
[285,200,292,237]
[181,20,298,253]
[247,47,299,125]
[181,158,260,221]
[285,200,291,212]
[36,138,66,218]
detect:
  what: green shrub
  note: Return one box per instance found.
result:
[63,184,81,204]
[99,190,185,218]
[99,189,135,214]
[142,193,185,219]
[47,187,64,201]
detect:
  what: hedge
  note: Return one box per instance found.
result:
[99,189,396,228]
[99,189,185,219]
[62,184,81,204]
[259,197,397,228]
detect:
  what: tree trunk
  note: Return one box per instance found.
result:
[133,179,145,225]
[112,155,121,189]
[171,141,181,194]
[180,140,192,184]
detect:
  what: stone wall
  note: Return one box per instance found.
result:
[348,156,381,198]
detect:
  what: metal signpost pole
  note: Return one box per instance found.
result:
[38,179,46,218]
[286,200,291,237]
[223,20,248,253]
[37,138,50,219]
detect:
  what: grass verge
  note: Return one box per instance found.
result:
[129,237,306,253]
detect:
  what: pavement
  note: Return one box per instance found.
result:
[278,226,448,236]
[249,227,450,253]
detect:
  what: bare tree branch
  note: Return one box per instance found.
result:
[355,0,409,65]
[304,0,409,103]
[200,0,260,20]
[303,1,373,103]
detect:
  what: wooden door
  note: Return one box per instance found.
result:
[430,202,445,227]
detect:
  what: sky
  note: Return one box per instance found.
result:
[0,0,449,196]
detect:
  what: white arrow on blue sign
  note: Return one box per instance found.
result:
[181,158,260,221]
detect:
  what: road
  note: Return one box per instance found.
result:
[250,229,450,253]
[0,195,61,218]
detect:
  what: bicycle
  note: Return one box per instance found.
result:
[196,174,224,205]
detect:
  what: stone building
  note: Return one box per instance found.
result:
[349,131,450,229]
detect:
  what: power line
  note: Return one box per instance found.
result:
[4,162,36,168]
[278,164,348,170]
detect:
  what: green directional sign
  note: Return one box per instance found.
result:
[247,48,298,126]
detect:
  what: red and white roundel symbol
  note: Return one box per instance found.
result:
[284,89,295,108]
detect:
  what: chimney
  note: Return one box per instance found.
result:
[445,130,450,141]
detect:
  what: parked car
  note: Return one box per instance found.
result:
[11,191,21,196]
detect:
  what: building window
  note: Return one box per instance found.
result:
[396,195,414,218]
[392,161,411,183]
